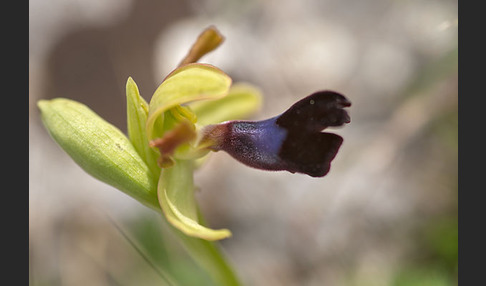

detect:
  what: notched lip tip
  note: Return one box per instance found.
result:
[338,97,352,108]
[344,113,351,123]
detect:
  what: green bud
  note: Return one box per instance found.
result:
[38,98,159,210]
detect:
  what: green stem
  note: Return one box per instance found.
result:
[156,160,241,285]
[177,232,241,286]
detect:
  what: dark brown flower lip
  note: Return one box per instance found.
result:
[276,90,351,132]
[200,90,351,177]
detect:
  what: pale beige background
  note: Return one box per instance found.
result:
[30,0,457,285]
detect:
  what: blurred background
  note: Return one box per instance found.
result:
[29,0,458,285]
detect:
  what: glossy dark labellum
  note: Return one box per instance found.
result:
[200,91,351,177]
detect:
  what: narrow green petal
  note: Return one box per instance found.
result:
[189,83,262,126]
[157,159,231,241]
[126,77,161,177]
[149,120,197,168]
[178,26,225,66]
[38,98,159,210]
[146,63,232,141]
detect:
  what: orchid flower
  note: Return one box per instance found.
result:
[37,26,350,285]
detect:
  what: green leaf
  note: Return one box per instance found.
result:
[38,98,159,210]
[146,63,232,141]
[126,77,161,178]
[157,159,231,241]
[189,82,262,126]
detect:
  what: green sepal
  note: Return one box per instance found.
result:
[146,63,232,141]
[190,82,262,126]
[157,159,232,241]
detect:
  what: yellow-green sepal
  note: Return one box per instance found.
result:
[190,82,262,126]
[157,159,232,241]
[146,63,232,141]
